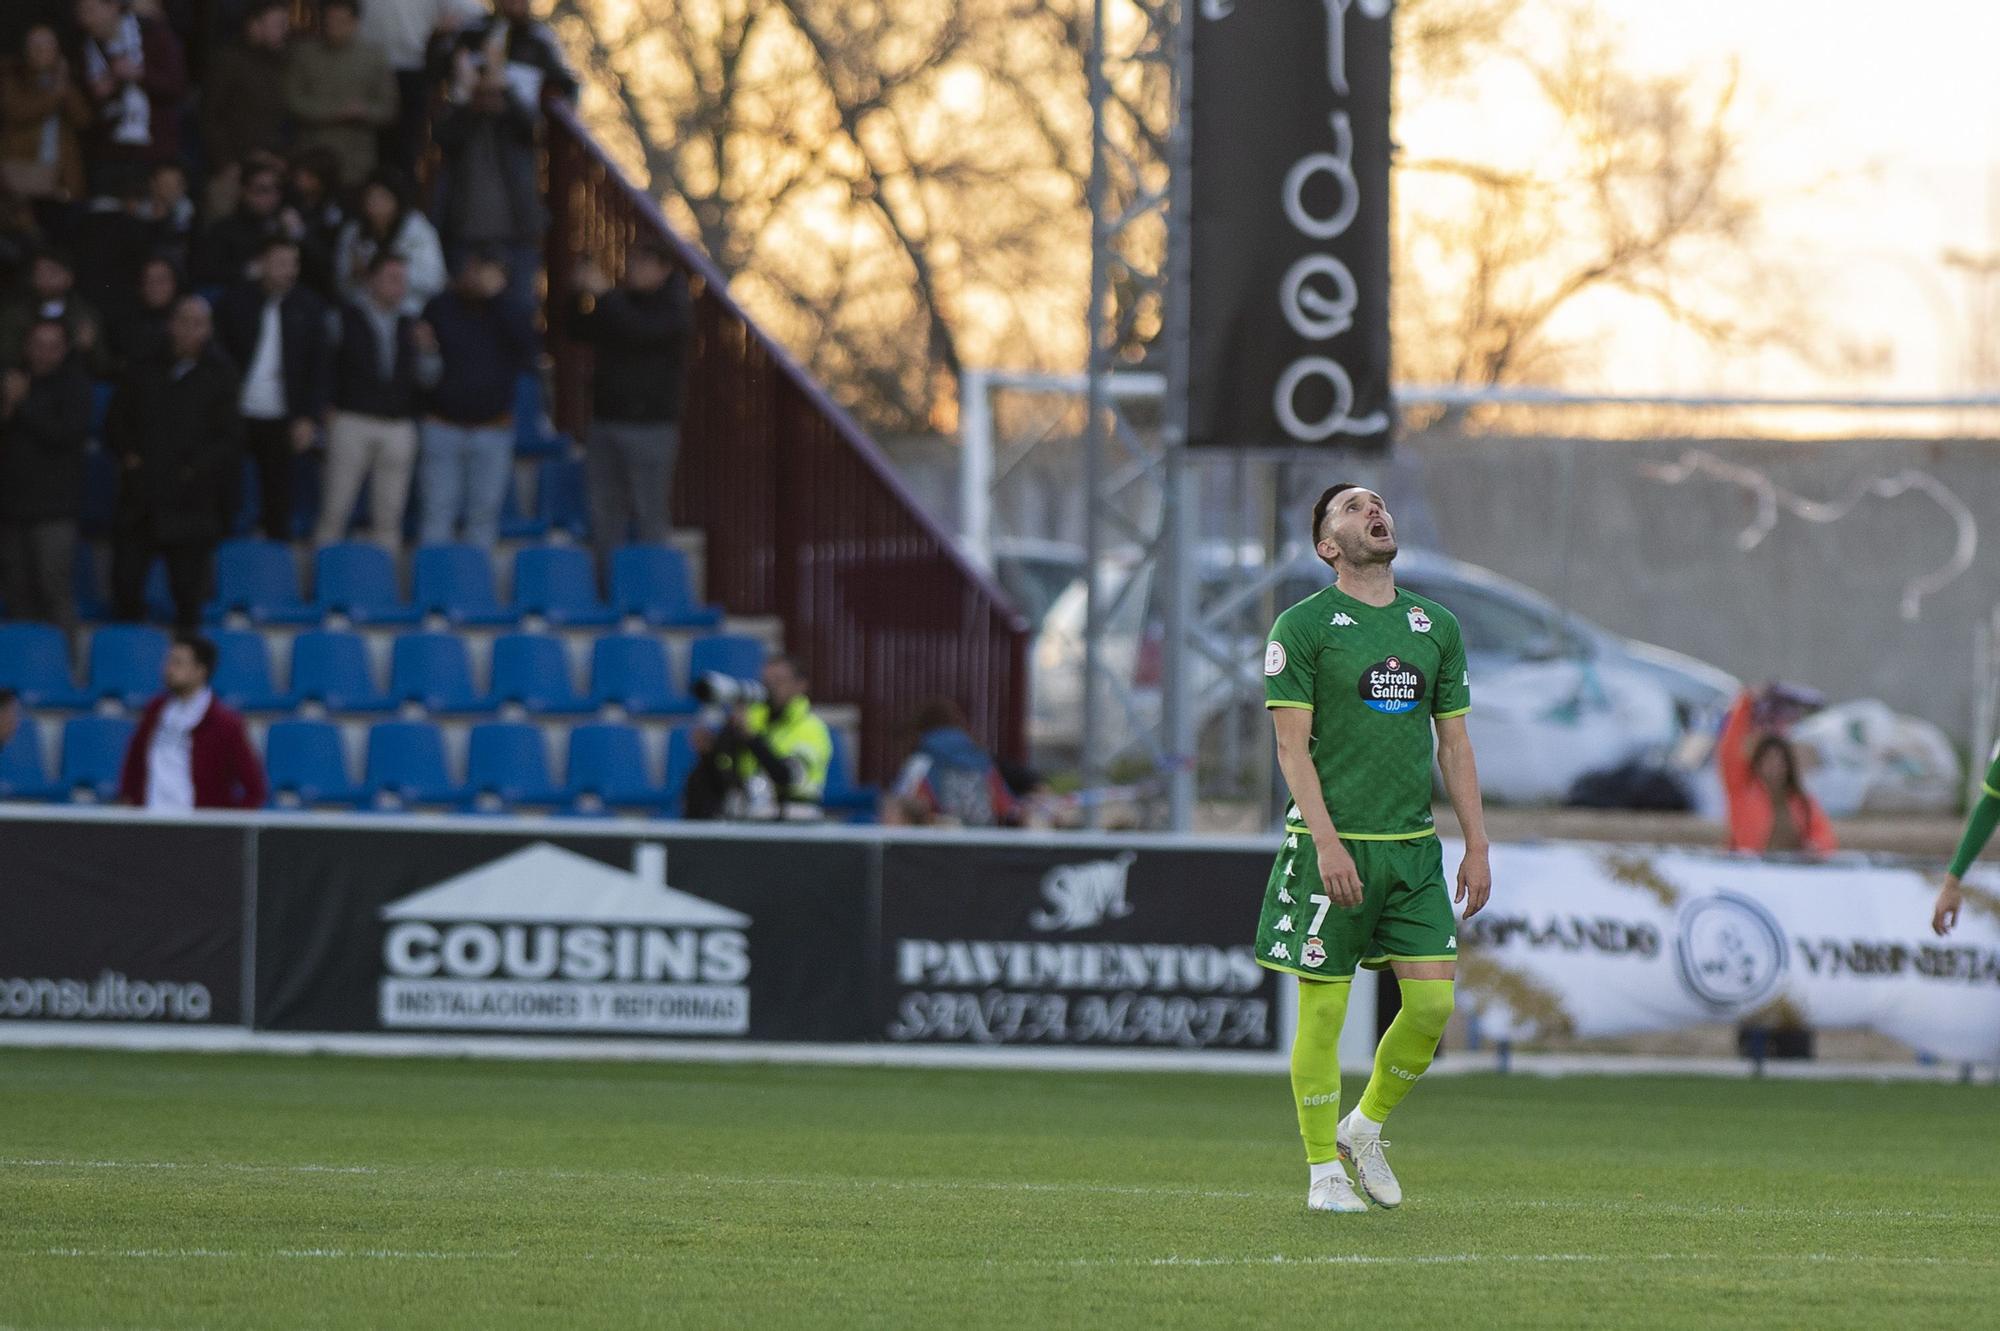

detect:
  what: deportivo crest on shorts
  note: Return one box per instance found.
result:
[1302,937,1327,968]
[1407,606,1432,633]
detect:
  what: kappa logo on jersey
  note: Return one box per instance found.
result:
[1407,607,1432,633]
[1329,613,1357,627]
[1263,641,1287,676]
[1357,656,1427,715]
[1302,937,1327,969]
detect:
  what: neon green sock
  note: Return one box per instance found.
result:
[1290,978,1351,1164]
[1357,979,1455,1124]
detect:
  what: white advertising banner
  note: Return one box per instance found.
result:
[1454,839,2000,1065]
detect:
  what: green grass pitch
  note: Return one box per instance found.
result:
[4,1049,2000,1329]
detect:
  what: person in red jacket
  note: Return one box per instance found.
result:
[118,632,267,810]
[1718,686,1836,857]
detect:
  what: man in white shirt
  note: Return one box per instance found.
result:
[216,237,330,541]
[118,634,267,811]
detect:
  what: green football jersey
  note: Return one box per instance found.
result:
[1262,582,1471,839]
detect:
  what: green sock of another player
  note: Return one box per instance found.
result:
[1291,978,1351,1163]
[1356,980,1456,1125]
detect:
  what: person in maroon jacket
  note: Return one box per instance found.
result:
[118,632,268,810]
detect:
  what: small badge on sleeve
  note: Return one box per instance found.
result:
[1264,641,1287,676]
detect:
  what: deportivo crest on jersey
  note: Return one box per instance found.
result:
[1407,606,1432,633]
[1358,656,1426,715]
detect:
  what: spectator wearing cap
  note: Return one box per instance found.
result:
[285,0,397,190]
[316,252,424,547]
[199,0,291,216]
[107,295,241,629]
[216,234,331,542]
[412,247,534,547]
[0,318,92,650]
[0,25,92,214]
[334,169,445,315]
[117,632,268,811]
[75,0,188,197]
[568,243,692,585]
[0,248,104,372]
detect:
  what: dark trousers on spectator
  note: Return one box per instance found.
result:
[110,526,213,631]
[386,69,434,177]
[243,417,297,542]
[586,420,678,582]
[1,518,79,646]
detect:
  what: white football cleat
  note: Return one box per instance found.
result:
[1338,1112,1402,1208]
[1305,1167,1368,1214]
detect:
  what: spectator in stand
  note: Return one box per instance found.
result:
[107,295,241,629]
[429,0,576,312]
[192,155,307,288]
[0,25,92,225]
[880,698,1018,828]
[2,5,74,64]
[1719,684,1837,857]
[117,632,268,811]
[198,0,290,217]
[413,247,533,547]
[363,0,481,174]
[74,0,188,198]
[132,159,195,270]
[316,252,423,547]
[0,248,104,372]
[284,145,347,296]
[106,251,180,372]
[216,235,330,542]
[285,0,397,190]
[0,319,93,649]
[334,168,444,314]
[568,243,691,584]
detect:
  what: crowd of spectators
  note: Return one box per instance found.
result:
[0,0,615,645]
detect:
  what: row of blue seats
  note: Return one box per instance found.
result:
[0,714,876,818]
[0,622,763,715]
[109,541,720,630]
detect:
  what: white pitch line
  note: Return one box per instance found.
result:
[30,1247,515,1261]
[1051,1251,2000,1271]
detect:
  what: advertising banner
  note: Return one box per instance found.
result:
[1460,839,2000,1063]
[880,841,1280,1050]
[0,819,244,1025]
[1189,0,1394,450]
[254,827,874,1042]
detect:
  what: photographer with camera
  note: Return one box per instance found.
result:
[683,654,834,822]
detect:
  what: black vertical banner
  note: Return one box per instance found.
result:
[1189,0,1393,450]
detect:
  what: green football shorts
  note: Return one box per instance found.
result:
[1252,831,1458,981]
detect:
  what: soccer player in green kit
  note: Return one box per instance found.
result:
[1932,750,2000,935]
[1257,483,1493,1214]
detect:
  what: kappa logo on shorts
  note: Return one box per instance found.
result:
[1268,941,1292,962]
[1407,607,1432,633]
[1275,914,1295,934]
[1302,937,1327,969]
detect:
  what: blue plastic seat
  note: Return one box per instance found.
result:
[661,725,700,817]
[588,634,692,715]
[611,545,722,628]
[821,728,878,820]
[85,624,169,706]
[363,720,463,806]
[687,633,767,692]
[534,457,588,537]
[208,539,315,624]
[489,633,590,713]
[513,546,615,626]
[0,623,87,706]
[562,722,658,810]
[411,544,515,626]
[464,721,561,807]
[265,719,361,807]
[210,628,292,710]
[388,632,485,712]
[315,543,418,624]
[0,714,56,800]
[289,629,392,711]
[59,715,134,803]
